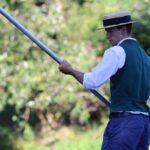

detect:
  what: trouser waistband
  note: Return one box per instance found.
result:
[109,112,148,119]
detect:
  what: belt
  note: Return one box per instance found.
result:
[110,112,135,118]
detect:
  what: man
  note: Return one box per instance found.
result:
[59,11,150,150]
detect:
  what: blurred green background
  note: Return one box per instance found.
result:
[0,0,150,149]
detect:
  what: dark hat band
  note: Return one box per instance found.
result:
[103,15,132,27]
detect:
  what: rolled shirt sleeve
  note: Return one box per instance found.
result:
[83,46,126,90]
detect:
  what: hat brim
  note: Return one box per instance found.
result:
[97,21,136,30]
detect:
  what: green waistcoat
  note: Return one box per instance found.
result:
[110,39,150,113]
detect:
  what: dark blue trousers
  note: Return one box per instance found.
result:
[101,114,149,150]
[148,116,150,147]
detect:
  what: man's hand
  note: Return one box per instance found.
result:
[59,60,84,84]
[59,60,73,75]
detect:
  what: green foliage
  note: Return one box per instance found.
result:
[132,0,150,55]
[0,126,49,150]
[0,0,110,128]
[0,127,19,150]
[23,124,35,141]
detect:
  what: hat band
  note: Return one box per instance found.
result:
[103,15,132,27]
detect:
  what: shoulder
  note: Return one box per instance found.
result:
[106,46,125,58]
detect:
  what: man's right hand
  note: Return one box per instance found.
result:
[59,60,84,83]
[59,60,73,75]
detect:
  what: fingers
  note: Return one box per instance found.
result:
[59,60,72,74]
[59,60,66,71]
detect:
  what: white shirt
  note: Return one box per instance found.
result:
[83,37,136,90]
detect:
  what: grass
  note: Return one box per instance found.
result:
[51,129,102,150]
[49,119,108,150]
[15,122,107,150]
[18,141,50,150]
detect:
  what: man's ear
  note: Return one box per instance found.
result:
[121,26,127,35]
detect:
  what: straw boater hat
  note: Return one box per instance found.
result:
[98,11,136,30]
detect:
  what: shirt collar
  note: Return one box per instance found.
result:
[117,37,136,45]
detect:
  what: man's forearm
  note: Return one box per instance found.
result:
[70,68,84,84]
